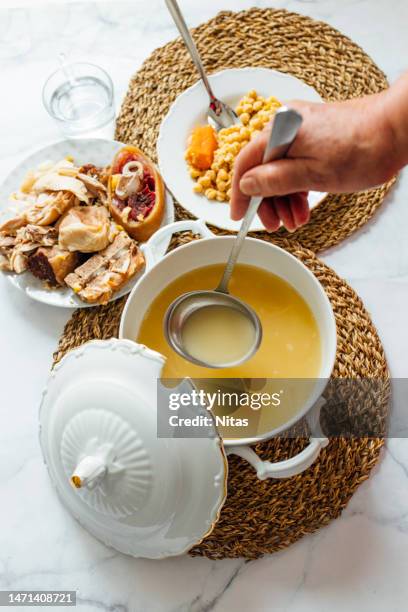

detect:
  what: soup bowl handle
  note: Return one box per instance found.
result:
[225,397,329,480]
[142,219,215,269]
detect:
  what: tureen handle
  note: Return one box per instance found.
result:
[226,398,329,480]
[142,219,214,268]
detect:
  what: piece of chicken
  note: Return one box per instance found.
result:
[16,224,58,247]
[58,206,112,253]
[0,191,76,233]
[0,233,17,272]
[65,232,144,304]
[0,225,58,273]
[26,191,77,225]
[32,172,89,204]
[1,241,39,274]
[0,215,27,234]
[77,164,109,205]
[19,158,81,192]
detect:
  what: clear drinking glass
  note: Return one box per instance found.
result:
[42,61,115,136]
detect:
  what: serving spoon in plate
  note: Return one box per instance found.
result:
[164,106,303,369]
[165,0,238,130]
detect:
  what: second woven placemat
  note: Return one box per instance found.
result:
[115,7,396,253]
[53,235,389,559]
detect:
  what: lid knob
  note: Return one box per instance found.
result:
[71,455,107,490]
[70,442,124,490]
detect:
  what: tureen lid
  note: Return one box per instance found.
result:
[39,339,227,559]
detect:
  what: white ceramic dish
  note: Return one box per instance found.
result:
[157,67,326,232]
[120,219,337,479]
[39,339,228,559]
[0,138,174,308]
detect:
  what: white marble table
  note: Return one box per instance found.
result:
[1,1,408,610]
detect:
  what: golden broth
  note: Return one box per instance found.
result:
[137,264,321,438]
[181,304,256,366]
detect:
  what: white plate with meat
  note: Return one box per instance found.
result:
[0,139,174,308]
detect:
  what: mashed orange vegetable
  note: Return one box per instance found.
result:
[186,125,218,170]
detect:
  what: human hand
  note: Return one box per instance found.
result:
[230,95,399,232]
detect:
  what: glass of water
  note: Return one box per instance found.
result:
[42,61,115,136]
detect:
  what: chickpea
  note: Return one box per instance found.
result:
[240,112,250,125]
[240,127,251,140]
[225,133,237,144]
[216,180,228,192]
[250,116,263,130]
[198,176,211,188]
[241,103,253,114]
[205,188,217,200]
[217,168,229,181]
[193,183,204,193]
[190,168,202,179]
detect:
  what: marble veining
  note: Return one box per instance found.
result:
[1,1,408,611]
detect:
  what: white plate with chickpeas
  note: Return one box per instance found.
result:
[157,67,326,232]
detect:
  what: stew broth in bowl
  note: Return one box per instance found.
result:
[137,263,321,439]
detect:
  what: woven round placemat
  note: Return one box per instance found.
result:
[53,234,389,559]
[115,7,396,253]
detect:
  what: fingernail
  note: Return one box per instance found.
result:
[240,175,260,195]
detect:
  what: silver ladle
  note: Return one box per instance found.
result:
[164,106,303,368]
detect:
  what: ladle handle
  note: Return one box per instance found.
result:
[216,106,303,294]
